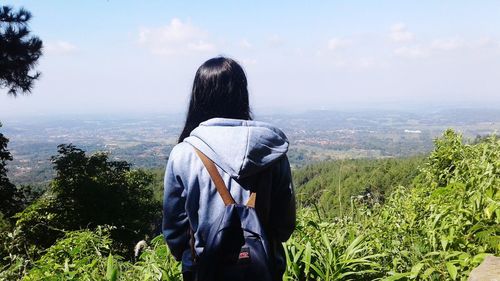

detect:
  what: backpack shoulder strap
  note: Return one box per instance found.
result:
[246,192,257,208]
[193,147,236,206]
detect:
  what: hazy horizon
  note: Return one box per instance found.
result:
[2,103,500,123]
[1,1,500,118]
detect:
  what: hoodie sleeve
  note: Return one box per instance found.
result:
[162,147,190,261]
[269,155,296,242]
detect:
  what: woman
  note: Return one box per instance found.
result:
[162,57,295,281]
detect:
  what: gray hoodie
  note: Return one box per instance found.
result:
[162,118,295,274]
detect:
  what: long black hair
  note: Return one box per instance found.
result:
[178,57,252,143]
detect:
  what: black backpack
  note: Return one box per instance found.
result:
[191,147,274,281]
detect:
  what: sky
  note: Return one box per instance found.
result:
[1,0,500,118]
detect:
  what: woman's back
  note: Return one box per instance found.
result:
[163,118,295,279]
[162,56,295,281]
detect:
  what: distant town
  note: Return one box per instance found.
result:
[2,108,500,185]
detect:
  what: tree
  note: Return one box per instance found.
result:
[0,122,21,218]
[15,144,161,255]
[0,6,43,96]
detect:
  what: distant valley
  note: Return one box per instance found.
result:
[2,108,500,185]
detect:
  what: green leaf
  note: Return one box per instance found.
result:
[63,258,70,273]
[105,254,118,281]
[409,263,424,278]
[472,253,492,264]
[440,237,448,251]
[303,241,312,277]
[445,262,458,280]
[422,267,435,279]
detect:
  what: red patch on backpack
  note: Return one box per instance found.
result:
[238,247,251,263]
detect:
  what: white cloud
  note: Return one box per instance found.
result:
[474,37,495,48]
[45,41,78,55]
[390,23,414,43]
[327,38,350,51]
[394,36,497,59]
[430,37,498,50]
[394,45,428,58]
[430,38,464,51]
[187,40,216,52]
[138,18,216,55]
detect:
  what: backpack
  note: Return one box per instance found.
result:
[192,147,274,281]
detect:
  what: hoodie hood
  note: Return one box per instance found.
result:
[184,118,289,179]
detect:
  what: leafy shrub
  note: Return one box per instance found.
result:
[0,212,11,267]
[15,229,181,281]
[358,130,499,280]
[1,122,24,219]
[14,144,161,256]
[21,227,113,281]
[294,156,423,218]
[120,235,181,280]
[283,210,382,280]
[285,130,499,280]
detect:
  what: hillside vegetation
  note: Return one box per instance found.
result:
[285,130,499,280]
[0,130,499,280]
[293,156,423,218]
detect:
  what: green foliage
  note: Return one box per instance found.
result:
[0,122,23,219]
[0,213,8,232]
[285,130,499,280]
[13,195,65,249]
[4,229,181,281]
[148,168,167,203]
[119,235,181,280]
[358,130,499,280]
[0,227,33,279]
[0,213,11,266]
[2,129,498,280]
[14,144,161,255]
[0,5,43,96]
[20,227,114,280]
[294,156,423,218]
[283,210,383,280]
